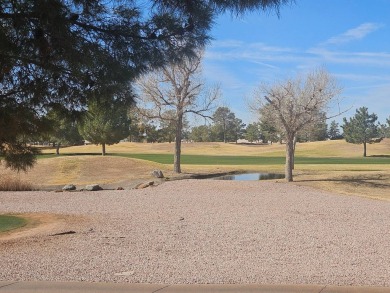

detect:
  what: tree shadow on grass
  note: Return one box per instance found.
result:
[297,174,390,189]
[39,153,103,156]
[61,153,103,156]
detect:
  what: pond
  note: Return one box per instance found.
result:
[212,173,285,181]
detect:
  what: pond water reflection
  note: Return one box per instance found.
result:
[213,173,285,181]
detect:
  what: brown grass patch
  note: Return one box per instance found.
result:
[0,156,174,188]
[294,170,390,201]
[0,175,35,191]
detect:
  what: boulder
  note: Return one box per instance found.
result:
[151,169,164,178]
[62,184,76,191]
[85,184,102,191]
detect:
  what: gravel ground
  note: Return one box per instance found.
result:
[1,180,390,286]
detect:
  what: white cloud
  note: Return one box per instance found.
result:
[307,48,390,67]
[205,40,306,65]
[322,23,384,46]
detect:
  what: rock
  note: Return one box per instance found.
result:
[114,271,135,276]
[116,187,124,190]
[62,184,76,191]
[152,169,164,178]
[85,184,102,191]
[136,181,154,189]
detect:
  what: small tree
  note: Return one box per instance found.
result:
[190,125,214,142]
[342,107,382,157]
[252,68,342,182]
[378,116,390,138]
[137,52,219,173]
[45,109,83,155]
[298,112,328,142]
[245,123,262,143]
[328,120,342,140]
[79,98,131,156]
[259,112,281,144]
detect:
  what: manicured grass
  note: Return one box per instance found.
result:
[114,153,390,165]
[0,215,27,233]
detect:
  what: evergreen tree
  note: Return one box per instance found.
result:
[230,118,246,142]
[245,123,262,143]
[1,0,289,170]
[342,107,382,157]
[298,112,328,142]
[79,98,131,156]
[259,111,281,144]
[190,125,214,142]
[212,107,245,143]
[328,120,342,140]
[379,116,390,138]
[46,108,83,155]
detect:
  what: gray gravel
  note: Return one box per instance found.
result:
[1,180,390,286]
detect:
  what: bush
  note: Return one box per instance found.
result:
[0,176,35,191]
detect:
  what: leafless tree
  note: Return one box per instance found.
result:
[251,68,342,182]
[137,52,220,173]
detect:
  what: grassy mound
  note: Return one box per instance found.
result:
[0,215,27,233]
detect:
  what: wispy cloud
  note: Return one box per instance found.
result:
[321,23,384,46]
[307,48,390,67]
[205,41,305,65]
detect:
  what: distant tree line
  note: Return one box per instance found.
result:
[38,102,389,158]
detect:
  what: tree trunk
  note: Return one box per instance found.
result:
[363,141,367,157]
[292,136,297,170]
[223,122,226,143]
[174,114,183,173]
[285,134,294,182]
[56,143,60,156]
[102,143,106,156]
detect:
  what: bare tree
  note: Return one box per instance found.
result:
[251,68,342,182]
[137,52,219,173]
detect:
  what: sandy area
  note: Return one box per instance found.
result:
[1,180,390,286]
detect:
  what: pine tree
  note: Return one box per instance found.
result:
[342,107,382,157]
[328,120,342,140]
[79,98,130,156]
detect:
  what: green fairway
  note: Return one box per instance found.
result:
[114,153,390,165]
[0,215,27,233]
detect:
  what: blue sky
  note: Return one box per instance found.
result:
[203,0,390,126]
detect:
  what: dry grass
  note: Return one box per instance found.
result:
[0,176,35,191]
[40,139,390,158]
[3,139,390,199]
[294,170,390,201]
[0,156,175,189]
